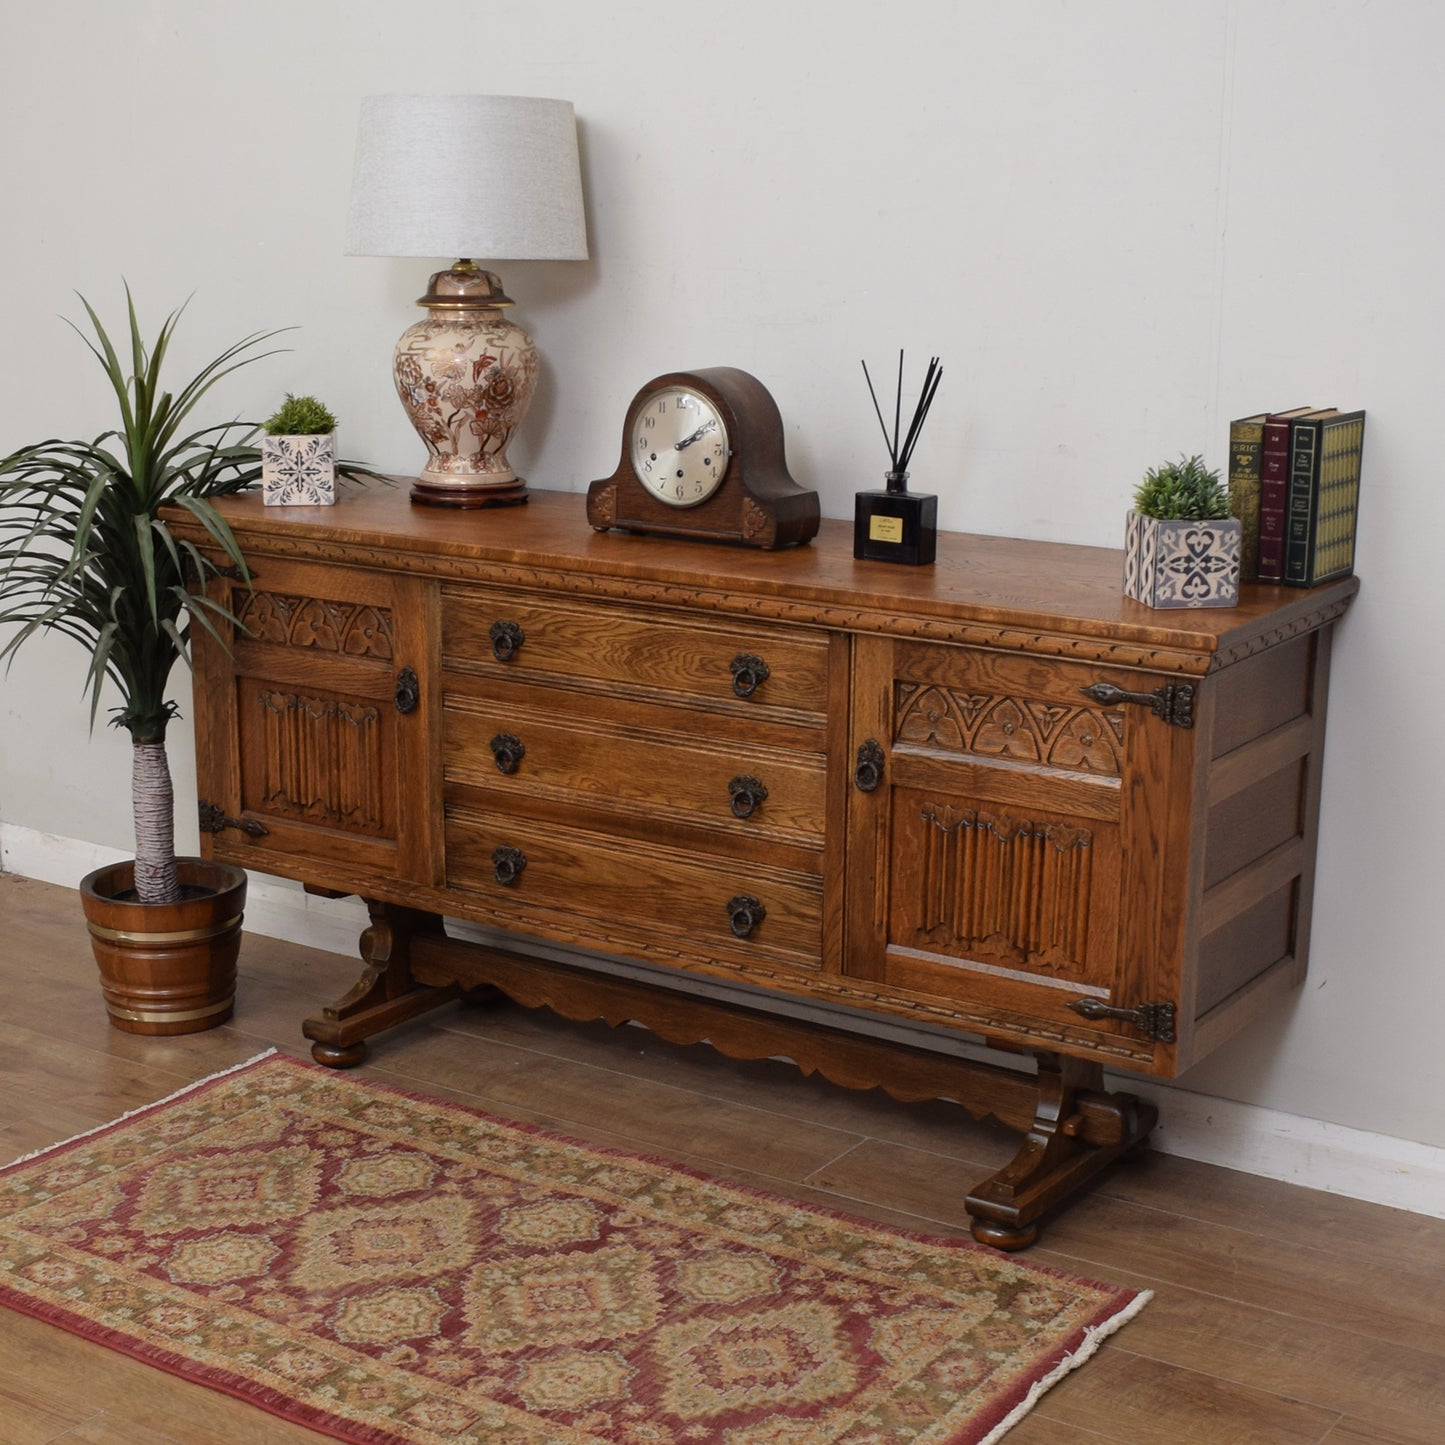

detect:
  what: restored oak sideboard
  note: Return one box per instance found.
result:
[176,486,1356,1247]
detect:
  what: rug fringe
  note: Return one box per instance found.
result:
[979,1286,1154,1445]
[1,1048,279,1171]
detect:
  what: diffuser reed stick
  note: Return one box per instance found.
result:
[861,352,943,492]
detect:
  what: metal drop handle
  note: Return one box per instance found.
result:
[854,739,885,793]
[728,774,769,819]
[490,620,525,662]
[492,845,527,887]
[730,652,771,698]
[394,666,419,714]
[490,733,526,775]
[726,894,766,939]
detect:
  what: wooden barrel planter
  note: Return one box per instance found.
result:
[79,859,247,1034]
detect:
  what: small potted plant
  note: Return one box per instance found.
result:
[262,393,337,505]
[1123,454,1242,609]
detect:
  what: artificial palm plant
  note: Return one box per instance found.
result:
[0,290,283,904]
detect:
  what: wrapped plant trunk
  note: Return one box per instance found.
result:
[131,737,181,904]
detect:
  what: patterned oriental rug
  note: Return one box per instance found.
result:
[0,1052,1148,1444]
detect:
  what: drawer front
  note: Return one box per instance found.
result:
[444,694,826,853]
[442,588,830,722]
[446,806,824,973]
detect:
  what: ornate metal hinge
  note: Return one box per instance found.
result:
[1067,997,1177,1043]
[197,802,269,838]
[1079,680,1195,729]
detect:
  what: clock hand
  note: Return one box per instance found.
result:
[674,420,718,450]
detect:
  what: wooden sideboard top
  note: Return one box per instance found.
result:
[191,485,1359,674]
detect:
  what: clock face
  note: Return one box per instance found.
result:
[629,386,731,508]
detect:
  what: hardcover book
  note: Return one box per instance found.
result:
[1257,405,1321,583]
[1227,411,1285,583]
[1284,409,1366,587]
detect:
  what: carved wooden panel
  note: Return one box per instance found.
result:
[251,689,386,834]
[236,592,394,659]
[896,683,1125,776]
[903,799,1095,978]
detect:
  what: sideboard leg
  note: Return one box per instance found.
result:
[965,1052,1157,1250]
[302,901,461,1068]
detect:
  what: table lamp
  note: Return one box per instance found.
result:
[346,94,588,507]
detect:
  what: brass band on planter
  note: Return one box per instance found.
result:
[105,997,235,1025]
[85,914,243,946]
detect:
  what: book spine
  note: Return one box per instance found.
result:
[1257,417,1294,582]
[1295,414,1366,587]
[1227,418,1267,583]
[1283,422,1322,584]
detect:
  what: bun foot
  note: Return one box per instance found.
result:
[311,1039,368,1069]
[970,1218,1039,1252]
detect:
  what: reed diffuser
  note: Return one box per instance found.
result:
[854,351,942,564]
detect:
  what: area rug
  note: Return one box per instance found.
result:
[0,1051,1147,1444]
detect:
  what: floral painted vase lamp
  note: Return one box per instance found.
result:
[345,94,589,507]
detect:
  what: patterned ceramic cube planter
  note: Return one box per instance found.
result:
[262,433,337,506]
[1123,510,1242,609]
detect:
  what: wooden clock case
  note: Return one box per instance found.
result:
[586,367,820,549]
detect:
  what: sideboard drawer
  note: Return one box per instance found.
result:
[443,693,826,853]
[445,805,824,974]
[441,587,831,722]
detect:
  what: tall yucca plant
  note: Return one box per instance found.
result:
[0,290,286,904]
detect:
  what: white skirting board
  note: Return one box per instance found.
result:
[6,820,1442,1222]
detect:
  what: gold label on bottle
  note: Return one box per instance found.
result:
[869,515,904,543]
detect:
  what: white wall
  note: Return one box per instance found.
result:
[2,1,1441,1157]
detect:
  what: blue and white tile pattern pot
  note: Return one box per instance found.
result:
[262,432,337,506]
[1123,510,1242,609]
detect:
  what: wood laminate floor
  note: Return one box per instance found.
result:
[0,871,1440,1444]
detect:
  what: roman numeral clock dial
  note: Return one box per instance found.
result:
[586,368,820,549]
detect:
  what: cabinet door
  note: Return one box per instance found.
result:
[193,558,441,892]
[845,636,1192,1071]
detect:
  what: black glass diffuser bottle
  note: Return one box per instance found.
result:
[854,353,941,566]
[854,469,938,564]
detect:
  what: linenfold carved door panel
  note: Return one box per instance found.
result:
[192,558,440,892]
[845,636,1188,1071]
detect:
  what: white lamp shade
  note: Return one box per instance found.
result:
[346,94,588,262]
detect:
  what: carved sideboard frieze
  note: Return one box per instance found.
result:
[898,684,1126,774]
[236,591,394,659]
[199,530,1218,674]
[1208,598,1355,669]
